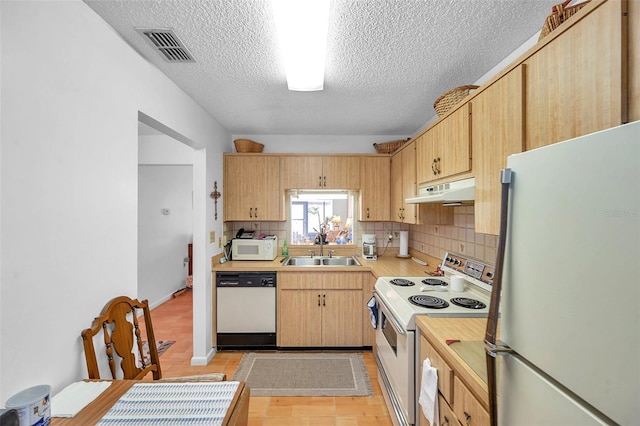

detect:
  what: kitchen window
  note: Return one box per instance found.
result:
[287,190,356,245]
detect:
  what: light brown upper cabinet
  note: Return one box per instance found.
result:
[417,103,471,186]
[390,141,418,224]
[524,0,627,150]
[359,156,391,221]
[223,154,283,221]
[472,65,526,235]
[280,155,360,189]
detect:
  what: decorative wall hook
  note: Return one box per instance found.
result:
[210,181,221,220]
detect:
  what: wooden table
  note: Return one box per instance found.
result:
[51,380,250,426]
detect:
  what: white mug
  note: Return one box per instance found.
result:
[451,276,466,292]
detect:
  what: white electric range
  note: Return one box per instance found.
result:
[373,252,495,426]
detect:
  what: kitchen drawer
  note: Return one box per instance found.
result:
[421,335,454,404]
[453,376,489,426]
[439,393,461,426]
[418,392,460,426]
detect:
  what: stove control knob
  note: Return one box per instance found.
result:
[453,259,461,265]
[486,271,494,279]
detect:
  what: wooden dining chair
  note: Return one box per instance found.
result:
[81,295,226,382]
[82,296,163,380]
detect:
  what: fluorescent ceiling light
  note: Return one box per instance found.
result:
[272,0,330,91]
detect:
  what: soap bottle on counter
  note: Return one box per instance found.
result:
[282,239,288,256]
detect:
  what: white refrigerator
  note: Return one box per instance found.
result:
[486,121,640,425]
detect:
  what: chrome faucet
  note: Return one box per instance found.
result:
[307,249,315,258]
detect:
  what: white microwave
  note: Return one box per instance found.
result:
[231,236,278,261]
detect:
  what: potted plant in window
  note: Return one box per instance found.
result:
[308,207,328,245]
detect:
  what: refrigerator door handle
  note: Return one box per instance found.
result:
[485,168,512,426]
[485,341,513,357]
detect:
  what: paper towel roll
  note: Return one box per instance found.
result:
[451,275,466,292]
[399,231,409,256]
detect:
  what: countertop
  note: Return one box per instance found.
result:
[415,316,491,409]
[211,248,441,278]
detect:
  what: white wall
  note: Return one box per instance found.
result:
[139,134,195,166]
[0,0,230,403]
[138,165,193,306]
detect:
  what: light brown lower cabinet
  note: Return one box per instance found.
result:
[453,376,490,426]
[438,394,458,426]
[277,271,364,347]
[419,334,489,426]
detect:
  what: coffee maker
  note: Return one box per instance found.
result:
[362,234,377,260]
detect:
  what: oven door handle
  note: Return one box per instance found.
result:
[385,311,406,336]
[375,292,406,336]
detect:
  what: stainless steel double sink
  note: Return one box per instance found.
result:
[282,256,361,267]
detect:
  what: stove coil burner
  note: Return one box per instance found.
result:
[422,278,448,287]
[389,278,415,287]
[450,297,486,309]
[408,295,449,309]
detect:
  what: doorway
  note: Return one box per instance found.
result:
[138,121,194,308]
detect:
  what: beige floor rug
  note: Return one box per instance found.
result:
[232,352,373,397]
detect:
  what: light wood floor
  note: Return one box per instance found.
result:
[150,290,393,426]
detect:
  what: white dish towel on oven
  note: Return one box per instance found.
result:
[419,358,439,426]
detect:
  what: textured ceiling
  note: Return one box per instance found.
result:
[85,0,559,136]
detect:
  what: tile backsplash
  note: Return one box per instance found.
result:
[224,205,497,266]
[410,205,497,265]
[358,205,497,265]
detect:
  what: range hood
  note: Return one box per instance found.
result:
[405,177,475,204]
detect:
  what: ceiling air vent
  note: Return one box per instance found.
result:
[137,28,195,63]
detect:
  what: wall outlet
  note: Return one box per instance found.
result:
[394,231,399,238]
[209,231,215,243]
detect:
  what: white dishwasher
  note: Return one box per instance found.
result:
[216,271,276,349]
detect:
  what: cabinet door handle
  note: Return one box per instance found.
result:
[317,294,321,306]
[249,207,253,218]
[318,176,323,187]
[464,411,471,426]
[442,415,450,425]
[432,157,441,175]
[254,207,258,218]
[323,176,327,187]
[366,207,370,219]
[322,294,326,306]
